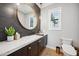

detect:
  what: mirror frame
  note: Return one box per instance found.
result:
[16,4,38,30]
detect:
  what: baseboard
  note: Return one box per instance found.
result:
[46,45,56,50]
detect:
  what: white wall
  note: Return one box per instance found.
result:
[41,3,79,49]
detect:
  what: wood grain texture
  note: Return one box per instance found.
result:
[40,48,63,56]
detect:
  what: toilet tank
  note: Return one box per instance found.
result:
[61,37,73,45]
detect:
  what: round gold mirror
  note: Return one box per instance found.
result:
[17,4,37,30]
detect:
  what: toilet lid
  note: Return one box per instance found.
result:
[62,44,77,55]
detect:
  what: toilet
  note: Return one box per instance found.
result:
[61,37,77,56]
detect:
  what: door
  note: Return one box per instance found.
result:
[38,35,47,55]
[38,38,45,55]
[27,41,38,56]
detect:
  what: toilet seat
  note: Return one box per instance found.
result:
[62,44,77,56]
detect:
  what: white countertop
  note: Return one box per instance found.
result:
[0,34,43,56]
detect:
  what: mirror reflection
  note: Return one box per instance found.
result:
[17,4,37,30]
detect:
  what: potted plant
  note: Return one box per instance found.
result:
[5,26,16,41]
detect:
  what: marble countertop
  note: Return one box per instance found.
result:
[0,34,43,56]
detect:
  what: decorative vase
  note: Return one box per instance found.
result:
[7,36,14,41]
[14,32,20,40]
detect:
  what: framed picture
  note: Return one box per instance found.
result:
[49,7,61,30]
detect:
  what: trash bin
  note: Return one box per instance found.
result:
[56,46,60,54]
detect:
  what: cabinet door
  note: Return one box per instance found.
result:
[38,35,47,55]
[38,38,45,55]
[27,41,38,56]
[44,35,48,46]
[8,46,27,56]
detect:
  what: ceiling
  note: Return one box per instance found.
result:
[36,3,53,9]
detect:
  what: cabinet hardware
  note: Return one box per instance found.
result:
[28,47,31,50]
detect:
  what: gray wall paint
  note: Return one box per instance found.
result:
[0,3,40,41]
[41,3,79,48]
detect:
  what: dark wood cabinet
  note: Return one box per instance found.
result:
[38,38,45,55]
[27,41,38,56]
[38,35,47,55]
[8,35,47,56]
[8,46,27,56]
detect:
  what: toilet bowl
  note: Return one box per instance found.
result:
[61,37,77,56]
[62,44,77,56]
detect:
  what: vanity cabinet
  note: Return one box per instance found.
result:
[27,41,38,56]
[38,35,47,55]
[8,46,28,56]
[8,35,47,56]
[38,36,47,55]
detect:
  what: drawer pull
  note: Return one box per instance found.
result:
[28,47,31,50]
